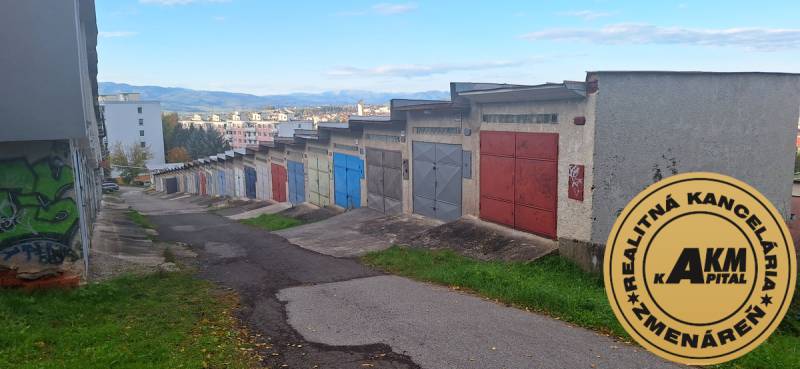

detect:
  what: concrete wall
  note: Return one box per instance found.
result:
[405,109,480,216]
[102,101,166,167]
[591,72,800,246]
[0,0,94,141]
[0,141,86,279]
[474,95,597,242]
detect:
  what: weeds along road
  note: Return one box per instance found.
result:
[121,188,419,369]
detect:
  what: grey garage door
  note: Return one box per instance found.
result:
[412,141,462,221]
[366,148,403,215]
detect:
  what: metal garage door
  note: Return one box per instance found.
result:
[366,148,403,215]
[164,177,178,194]
[480,131,558,239]
[333,153,363,209]
[287,160,305,205]
[412,141,462,221]
[217,169,225,196]
[307,152,331,207]
[244,166,257,199]
[271,163,287,202]
[200,173,207,195]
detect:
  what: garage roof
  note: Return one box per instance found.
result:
[390,99,469,111]
[460,81,587,103]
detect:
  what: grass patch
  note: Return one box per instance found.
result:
[363,246,800,369]
[240,213,304,231]
[126,209,155,229]
[0,273,258,369]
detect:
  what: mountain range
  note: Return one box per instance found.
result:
[98,82,449,112]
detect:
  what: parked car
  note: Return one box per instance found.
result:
[102,182,119,192]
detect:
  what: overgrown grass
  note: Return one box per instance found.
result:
[363,246,800,369]
[240,213,303,231]
[363,246,624,336]
[126,209,155,229]
[0,273,258,369]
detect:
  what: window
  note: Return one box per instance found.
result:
[138,118,144,125]
[137,106,143,114]
[140,141,146,148]
[482,113,558,124]
[139,130,144,136]
[413,127,460,135]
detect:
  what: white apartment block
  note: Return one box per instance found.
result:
[100,93,166,168]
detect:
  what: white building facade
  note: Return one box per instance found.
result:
[100,93,166,168]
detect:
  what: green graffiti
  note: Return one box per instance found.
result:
[0,152,79,266]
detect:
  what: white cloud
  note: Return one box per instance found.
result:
[372,3,417,15]
[334,2,416,16]
[328,60,523,78]
[521,23,800,51]
[559,10,614,20]
[212,15,226,22]
[139,0,230,5]
[99,31,138,38]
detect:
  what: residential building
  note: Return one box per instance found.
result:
[100,93,166,169]
[0,0,103,283]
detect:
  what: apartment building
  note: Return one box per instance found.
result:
[0,0,103,283]
[100,93,166,169]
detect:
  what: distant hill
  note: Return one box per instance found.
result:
[99,82,450,112]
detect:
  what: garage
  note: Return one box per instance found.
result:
[412,141,462,221]
[366,148,403,214]
[307,149,331,207]
[164,177,178,194]
[333,152,362,209]
[287,160,305,205]
[480,131,558,239]
[244,166,257,199]
[271,163,287,202]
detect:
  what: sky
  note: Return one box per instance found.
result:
[96,0,800,95]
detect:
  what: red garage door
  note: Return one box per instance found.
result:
[480,131,558,239]
[271,163,287,202]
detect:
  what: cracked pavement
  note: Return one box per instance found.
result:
[123,188,683,369]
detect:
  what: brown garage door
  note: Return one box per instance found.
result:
[480,131,558,239]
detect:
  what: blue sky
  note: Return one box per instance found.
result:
[96,0,800,94]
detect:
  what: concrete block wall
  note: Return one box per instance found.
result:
[591,72,800,244]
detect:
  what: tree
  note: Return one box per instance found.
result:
[167,146,191,163]
[109,141,152,184]
[162,112,179,147]
[162,119,230,162]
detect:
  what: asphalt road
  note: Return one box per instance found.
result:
[123,188,420,369]
[123,188,683,369]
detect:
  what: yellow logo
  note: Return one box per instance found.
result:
[604,172,796,365]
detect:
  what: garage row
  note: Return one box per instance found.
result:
[152,72,800,271]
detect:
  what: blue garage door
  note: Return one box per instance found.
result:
[287,160,305,205]
[217,169,226,196]
[244,166,257,199]
[333,153,363,209]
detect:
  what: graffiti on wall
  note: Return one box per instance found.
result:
[0,143,79,277]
